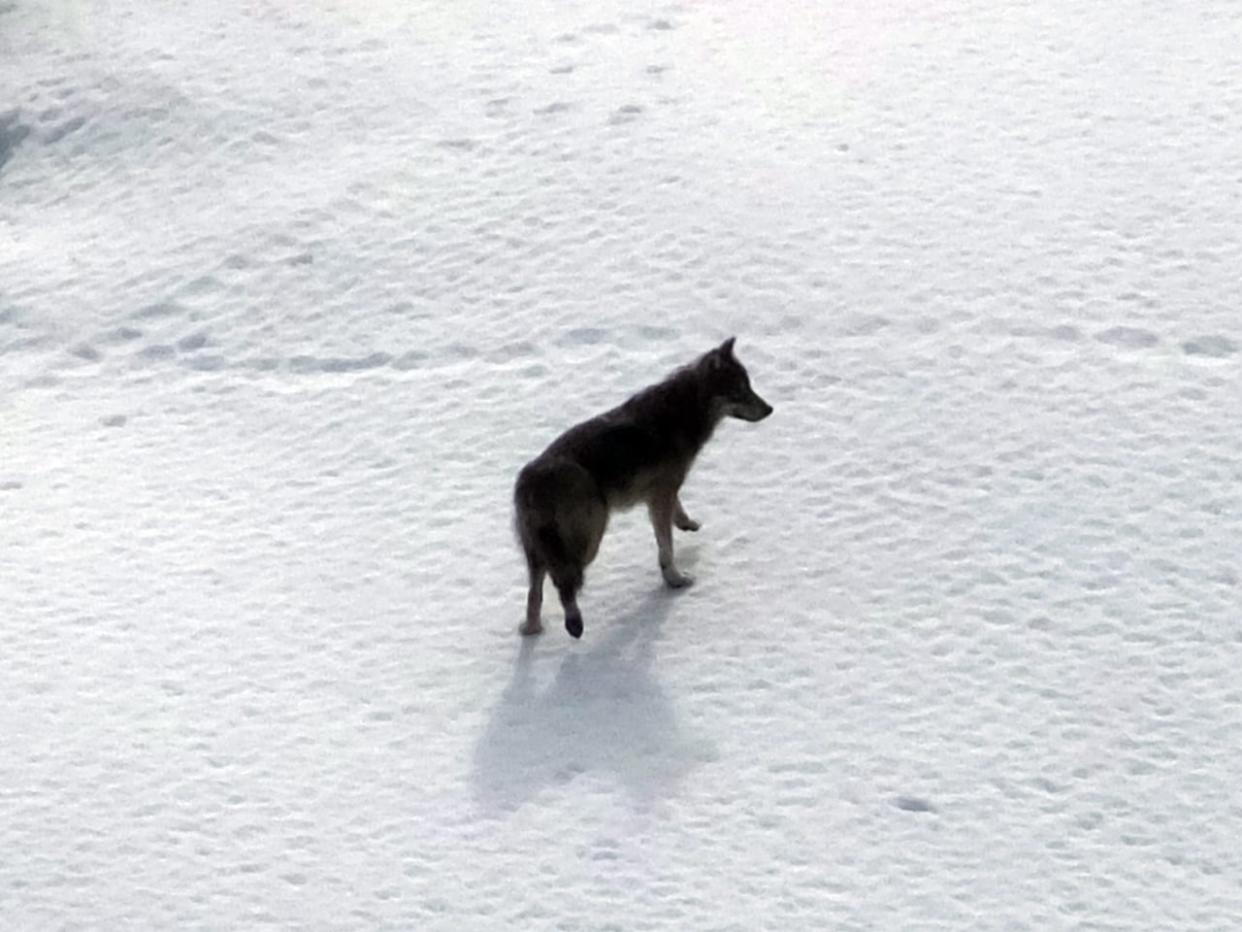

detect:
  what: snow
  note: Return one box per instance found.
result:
[3,0,1242,927]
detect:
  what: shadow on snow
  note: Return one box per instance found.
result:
[471,585,715,812]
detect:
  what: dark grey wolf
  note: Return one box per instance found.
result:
[514,338,773,639]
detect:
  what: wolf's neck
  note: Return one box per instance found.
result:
[651,366,721,455]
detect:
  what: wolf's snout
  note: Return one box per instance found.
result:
[740,391,773,422]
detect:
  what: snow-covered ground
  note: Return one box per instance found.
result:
[4,0,1242,927]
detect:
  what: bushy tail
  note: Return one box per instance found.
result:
[514,466,583,595]
[534,524,583,593]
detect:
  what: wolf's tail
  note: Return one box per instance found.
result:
[533,525,583,593]
[514,462,585,594]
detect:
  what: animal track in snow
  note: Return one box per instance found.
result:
[288,352,393,374]
[1182,335,1236,358]
[0,109,32,171]
[176,332,210,352]
[1094,326,1159,349]
[840,314,889,337]
[132,300,185,321]
[557,327,609,346]
[44,114,87,144]
[609,104,644,125]
[102,326,143,344]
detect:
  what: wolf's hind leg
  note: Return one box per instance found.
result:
[673,495,700,532]
[555,582,584,639]
[545,557,586,639]
[519,559,545,636]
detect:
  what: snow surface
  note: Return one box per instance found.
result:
[4,0,1242,928]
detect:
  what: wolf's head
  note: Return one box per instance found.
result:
[701,337,773,422]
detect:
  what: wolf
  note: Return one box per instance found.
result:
[513,337,773,639]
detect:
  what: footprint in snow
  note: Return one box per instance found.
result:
[1182,335,1236,358]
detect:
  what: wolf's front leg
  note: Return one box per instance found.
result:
[649,494,694,588]
[673,495,700,532]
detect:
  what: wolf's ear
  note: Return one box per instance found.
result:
[720,336,736,358]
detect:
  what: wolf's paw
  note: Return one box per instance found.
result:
[518,619,544,636]
[663,570,694,589]
[565,615,584,639]
[675,517,701,532]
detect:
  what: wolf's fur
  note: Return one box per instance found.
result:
[514,337,773,638]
